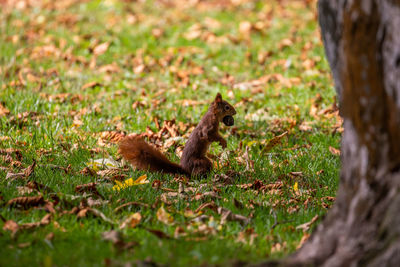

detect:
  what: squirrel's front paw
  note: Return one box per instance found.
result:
[219,139,227,149]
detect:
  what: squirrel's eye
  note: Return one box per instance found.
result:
[224,105,230,110]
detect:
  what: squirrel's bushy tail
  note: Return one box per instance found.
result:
[118,135,189,176]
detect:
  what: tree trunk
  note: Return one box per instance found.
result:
[285,0,400,266]
[259,1,400,266]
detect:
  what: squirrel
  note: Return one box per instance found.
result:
[118,93,236,177]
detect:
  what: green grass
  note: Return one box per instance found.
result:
[0,0,340,266]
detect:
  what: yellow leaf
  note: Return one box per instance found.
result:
[133,174,149,185]
[112,175,149,191]
[293,182,299,192]
[262,131,288,153]
[246,140,258,147]
[156,205,174,225]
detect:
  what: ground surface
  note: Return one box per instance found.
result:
[0,0,340,266]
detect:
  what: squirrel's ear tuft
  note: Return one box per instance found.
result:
[215,93,222,103]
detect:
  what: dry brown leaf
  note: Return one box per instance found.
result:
[174,99,207,107]
[3,220,19,235]
[0,103,10,116]
[98,131,125,145]
[5,172,25,181]
[263,131,288,153]
[151,28,164,38]
[16,186,35,195]
[17,242,31,248]
[193,191,221,201]
[101,230,137,250]
[236,228,258,245]
[77,208,115,224]
[19,214,52,230]
[81,81,101,90]
[98,63,120,73]
[93,42,109,56]
[24,160,36,177]
[75,182,99,195]
[102,230,121,244]
[7,195,45,209]
[296,215,319,232]
[329,146,341,156]
[174,226,187,238]
[26,180,53,193]
[271,242,287,253]
[297,232,311,249]
[156,206,174,225]
[80,167,97,176]
[87,197,109,207]
[145,228,172,239]
[239,21,252,35]
[298,121,313,131]
[6,160,36,181]
[218,207,250,226]
[194,202,217,213]
[119,212,142,229]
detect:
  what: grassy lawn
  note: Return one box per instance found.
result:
[0,0,340,266]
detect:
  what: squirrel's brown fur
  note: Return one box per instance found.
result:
[118,93,236,177]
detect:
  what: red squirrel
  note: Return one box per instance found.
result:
[118,93,236,177]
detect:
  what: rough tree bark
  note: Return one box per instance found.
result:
[259,1,400,266]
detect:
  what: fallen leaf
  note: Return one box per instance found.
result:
[19,214,52,230]
[156,206,174,225]
[5,172,25,181]
[17,242,31,248]
[329,146,341,156]
[239,21,252,35]
[217,207,250,226]
[23,160,36,177]
[271,242,287,253]
[7,195,45,209]
[98,131,126,146]
[77,208,115,224]
[102,230,121,244]
[0,103,10,116]
[75,182,100,196]
[81,81,101,90]
[93,42,109,56]
[87,157,121,171]
[6,160,36,181]
[263,131,288,153]
[194,202,217,213]
[113,175,149,191]
[3,220,19,235]
[119,212,142,229]
[236,228,258,245]
[145,228,172,239]
[102,230,138,250]
[193,191,221,201]
[87,197,109,207]
[174,226,187,238]
[16,186,35,195]
[293,182,299,192]
[297,232,310,249]
[296,215,319,232]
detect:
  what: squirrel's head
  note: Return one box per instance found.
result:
[212,93,236,126]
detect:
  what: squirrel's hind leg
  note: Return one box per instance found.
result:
[191,157,212,177]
